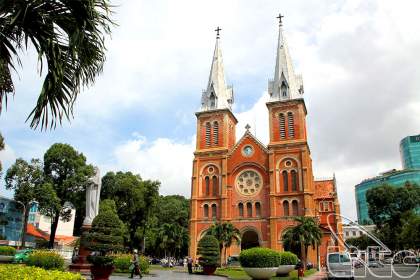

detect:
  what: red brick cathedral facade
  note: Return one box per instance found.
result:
[189,20,342,266]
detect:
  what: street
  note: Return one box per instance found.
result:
[354,265,420,280]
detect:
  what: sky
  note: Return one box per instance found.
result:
[1,0,420,221]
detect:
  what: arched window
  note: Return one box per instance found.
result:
[279,113,286,139]
[283,201,289,216]
[287,112,294,138]
[292,200,298,216]
[291,170,298,191]
[205,176,210,196]
[212,176,218,196]
[205,122,211,146]
[255,202,261,217]
[209,92,216,108]
[238,203,244,217]
[246,202,252,217]
[282,171,288,192]
[203,204,209,218]
[213,121,219,145]
[211,204,217,218]
[281,82,288,97]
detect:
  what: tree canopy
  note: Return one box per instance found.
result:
[0,0,114,129]
[43,143,94,248]
[366,182,420,250]
[0,133,4,172]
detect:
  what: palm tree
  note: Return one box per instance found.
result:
[282,216,322,271]
[0,0,114,129]
[206,222,241,266]
[0,133,4,172]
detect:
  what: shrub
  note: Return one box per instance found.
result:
[83,205,124,267]
[0,264,82,280]
[197,235,220,267]
[279,251,298,265]
[239,247,281,268]
[0,246,16,256]
[25,250,64,270]
[113,253,150,274]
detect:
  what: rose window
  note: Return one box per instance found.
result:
[236,170,262,196]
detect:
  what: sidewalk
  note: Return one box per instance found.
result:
[303,270,327,280]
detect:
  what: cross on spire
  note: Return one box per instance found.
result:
[245,124,251,131]
[277,13,284,26]
[215,26,222,39]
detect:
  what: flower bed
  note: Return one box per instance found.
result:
[0,264,83,280]
[0,246,16,256]
[25,250,64,270]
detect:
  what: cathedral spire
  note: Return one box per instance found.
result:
[201,27,233,111]
[268,14,304,101]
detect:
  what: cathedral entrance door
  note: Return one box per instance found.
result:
[241,230,260,251]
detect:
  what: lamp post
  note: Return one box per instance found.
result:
[15,200,38,249]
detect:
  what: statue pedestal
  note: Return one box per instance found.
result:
[69,225,92,275]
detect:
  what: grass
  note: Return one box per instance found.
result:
[215,267,317,280]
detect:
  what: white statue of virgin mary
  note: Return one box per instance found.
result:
[83,166,101,226]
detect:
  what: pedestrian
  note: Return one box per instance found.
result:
[187,257,193,274]
[129,249,143,279]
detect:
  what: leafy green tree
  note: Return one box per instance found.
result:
[366,182,420,249]
[282,216,322,271]
[43,143,94,248]
[399,212,420,249]
[345,235,375,250]
[206,222,241,266]
[101,171,160,250]
[0,0,114,129]
[4,158,44,247]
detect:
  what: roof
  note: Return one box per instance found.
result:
[229,128,269,156]
[355,168,420,188]
[26,224,76,245]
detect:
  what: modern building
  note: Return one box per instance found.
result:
[189,18,342,267]
[0,196,23,243]
[355,135,420,224]
[400,134,420,169]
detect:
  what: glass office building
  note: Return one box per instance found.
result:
[400,134,420,169]
[355,134,420,224]
[0,196,23,241]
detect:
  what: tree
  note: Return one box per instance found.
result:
[206,222,241,266]
[366,182,420,249]
[101,171,160,250]
[399,212,420,249]
[43,143,94,248]
[197,235,220,268]
[0,0,114,129]
[4,158,44,247]
[0,133,4,173]
[282,216,322,271]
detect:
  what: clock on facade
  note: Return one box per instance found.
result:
[242,145,254,157]
[236,170,261,196]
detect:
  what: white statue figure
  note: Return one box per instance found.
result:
[83,166,101,226]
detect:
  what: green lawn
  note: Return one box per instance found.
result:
[215,267,317,280]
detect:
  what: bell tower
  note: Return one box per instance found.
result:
[189,27,237,258]
[266,15,316,250]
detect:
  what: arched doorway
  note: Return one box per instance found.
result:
[241,230,260,250]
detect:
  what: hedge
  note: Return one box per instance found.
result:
[197,235,220,267]
[279,251,298,265]
[25,250,64,270]
[239,247,281,268]
[0,246,16,256]
[113,254,150,274]
[0,265,83,280]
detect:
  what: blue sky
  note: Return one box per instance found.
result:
[1,0,420,220]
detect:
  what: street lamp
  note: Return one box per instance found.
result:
[15,200,38,249]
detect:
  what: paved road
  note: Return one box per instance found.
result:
[110,270,223,280]
[353,265,420,280]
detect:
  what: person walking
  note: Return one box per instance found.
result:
[187,256,193,274]
[129,249,142,279]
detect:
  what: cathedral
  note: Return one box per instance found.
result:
[189,18,342,266]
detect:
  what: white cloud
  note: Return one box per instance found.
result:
[112,134,195,196]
